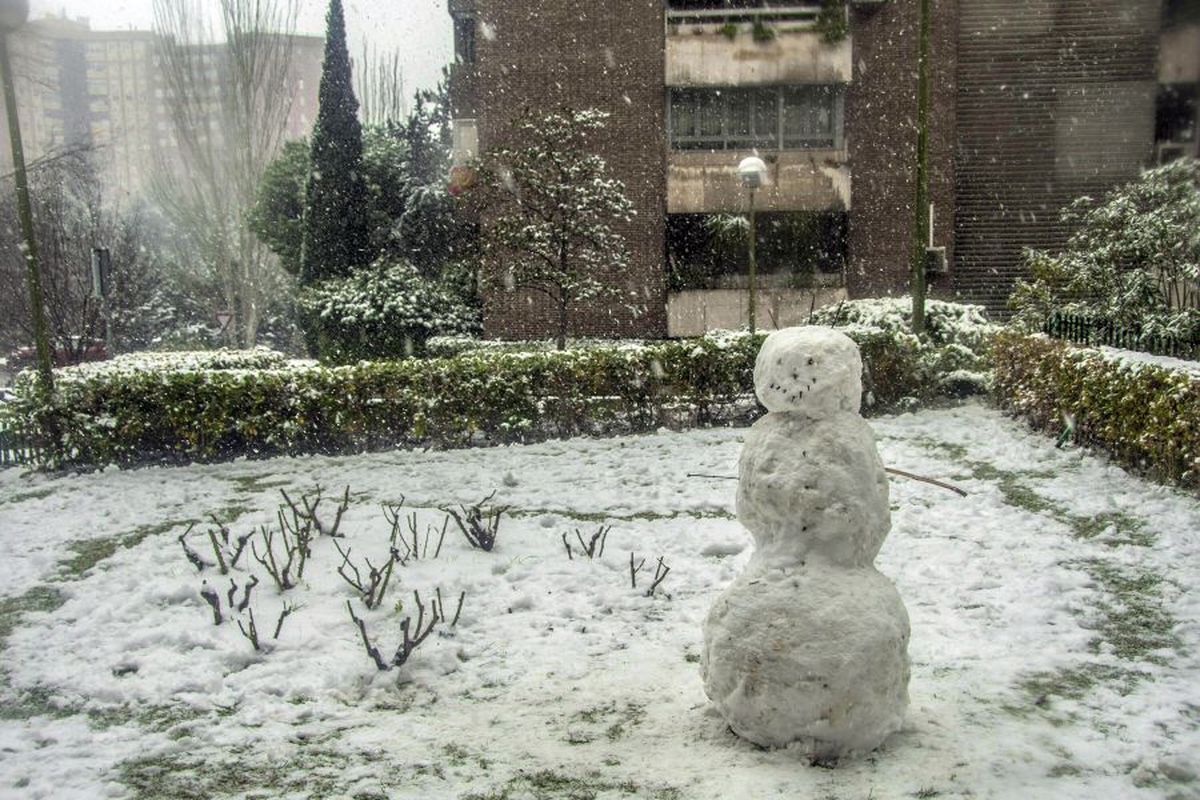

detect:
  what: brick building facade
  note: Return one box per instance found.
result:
[449,0,1192,338]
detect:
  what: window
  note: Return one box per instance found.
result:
[669,85,842,150]
[454,15,477,65]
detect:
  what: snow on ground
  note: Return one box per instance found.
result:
[0,401,1198,800]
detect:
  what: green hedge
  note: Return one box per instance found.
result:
[5,327,987,469]
[992,331,1200,488]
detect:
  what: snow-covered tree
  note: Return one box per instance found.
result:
[1009,157,1200,339]
[477,108,636,350]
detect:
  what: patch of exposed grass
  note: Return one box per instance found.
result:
[1017,663,1148,705]
[913,438,969,461]
[118,747,390,800]
[225,474,293,494]
[508,507,733,523]
[1068,513,1153,547]
[0,585,66,643]
[1074,560,1180,663]
[0,486,54,505]
[0,683,75,721]
[463,769,680,800]
[567,701,647,745]
[0,586,71,720]
[57,518,185,578]
[444,743,492,772]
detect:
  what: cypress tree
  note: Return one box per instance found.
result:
[300,0,370,285]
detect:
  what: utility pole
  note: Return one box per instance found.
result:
[747,186,757,334]
[737,156,767,335]
[910,0,932,336]
[1,1,56,398]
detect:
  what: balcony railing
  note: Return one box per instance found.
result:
[665,1,823,26]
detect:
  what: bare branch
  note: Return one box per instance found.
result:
[200,582,223,625]
[237,607,261,651]
[273,602,298,640]
[645,557,671,598]
[629,553,646,589]
[179,524,209,572]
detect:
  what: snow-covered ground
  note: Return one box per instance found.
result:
[0,401,1197,800]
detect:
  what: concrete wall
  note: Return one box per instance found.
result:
[667,149,849,213]
[665,27,852,87]
[1160,23,1200,83]
[667,287,847,337]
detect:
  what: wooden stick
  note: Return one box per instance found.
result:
[882,467,968,497]
[687,468,967,497]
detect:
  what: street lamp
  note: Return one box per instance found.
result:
[1,0,55,398]
[737,155,767,334]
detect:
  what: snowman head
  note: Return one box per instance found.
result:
[753,326,863,417]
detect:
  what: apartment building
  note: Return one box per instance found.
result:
[448,0,1195,339]
[0,15,323,199]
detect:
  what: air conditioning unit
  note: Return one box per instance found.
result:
[1157,141,1190,165]
[924,246,947,275]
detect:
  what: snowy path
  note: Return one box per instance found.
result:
[0,401,1197,800]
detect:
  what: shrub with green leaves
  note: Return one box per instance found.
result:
[6,303,997,469]
[1009,158,1200,340]
[298,259,480,363]
[992,331,1200,488]
[812,296,999,397]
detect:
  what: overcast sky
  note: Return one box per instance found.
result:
[27,0,454,95]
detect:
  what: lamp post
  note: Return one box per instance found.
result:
[737,155,767,334]
[1,0,55,397]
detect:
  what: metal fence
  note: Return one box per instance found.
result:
[0,415,39,469]
[1043,312,1200,360]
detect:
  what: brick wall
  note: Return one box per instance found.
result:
[845,0,958,299]
[471,0,668,340]
[953,0,1160,314]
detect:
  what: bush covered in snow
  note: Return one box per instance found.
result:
[1008,158,1200,342]
[426,336,652,358]
[46,348,293,380]
[993,331,1200,488]
[298,259,481,363]
[4,304,998,468]
[811,297,998,398]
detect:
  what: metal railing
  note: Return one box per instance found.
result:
[666,2,823,26]
[1043,312,1200,360]
[0,416,40,469]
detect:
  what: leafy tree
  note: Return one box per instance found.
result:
[253,78,473,282]
[475,108,636,350]
[1009,158,1200,339]
[248,139,309,276]
[300,0,371,285]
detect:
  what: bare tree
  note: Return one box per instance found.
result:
[354,42,407,128]
[0,152,168,358]
[151,0,300,347]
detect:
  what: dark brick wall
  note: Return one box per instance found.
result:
[953,0,1160,314]
[469,0,668,340]
[846,0,958,299]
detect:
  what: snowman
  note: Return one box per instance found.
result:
[702,326,910,758]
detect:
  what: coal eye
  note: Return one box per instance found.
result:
[807,358,814,365]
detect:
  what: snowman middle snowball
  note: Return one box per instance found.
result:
[701,326,910,758]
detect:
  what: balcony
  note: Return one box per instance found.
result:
[665,2,851,87]
[667,149,850,214]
